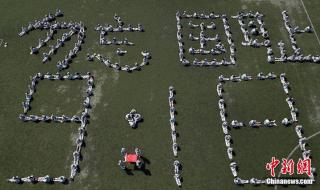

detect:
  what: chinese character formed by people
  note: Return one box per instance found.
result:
[176,11,236,66]
[18,9,85,70]
[89,14,151,72]
[275,11,320,63]
[231,11,272,62]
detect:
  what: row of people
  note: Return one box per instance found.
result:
[176,12,185,65]
[188,42,226,55]
[249,119,277,127]
[125,109,142,128]
[226,119,277,128]
[217,82,223,97]
[95,18,144,34]
[189,32,221,45]
[7,175,67,184]
[99,36,134,46]
[280,73,290,94]
[96,23,143,33]
[267,47,275,63]
[286,97,298,123]
[87,51,151,72]
[234,177,266,185]
[18,9,63,36]
[173,160,182,187]
[38,72,92,80]
[188,21,216,30]
[19,114,81,123]
[192,58,234,66]
[70,92,93,180]
[169,86,179,157]
[231,11,263,19]
[216,81,236,163]
[257,72,277,80]
[218,74,253,82]
[179,11,220,19]
[70,124,85,179]
[21,73,38,113]
[241,39,270,48]
[222,15,236,65]
[298,136,315,182]
[216,80,239,180]
[230,162,238,177]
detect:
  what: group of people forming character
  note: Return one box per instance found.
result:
[18,9,85,70]
[125,109,142,128]
[275,10,319,63]
[216,72,316,184]
[88,14,151,72]
[9,72,95,184]
[176,11,236,66]
[168,86,182,186]
[232,11,270,48]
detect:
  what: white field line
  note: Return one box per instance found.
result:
[300,0,320,48]
[274,130,320,190]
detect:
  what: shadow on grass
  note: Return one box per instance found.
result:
[125,168,134,176]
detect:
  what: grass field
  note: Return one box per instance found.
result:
[1,0,320,189]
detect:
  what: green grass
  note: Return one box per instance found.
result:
[1,0,320,190]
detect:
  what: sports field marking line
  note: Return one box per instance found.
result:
[274,130,320,190]
[300,0,320,48]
